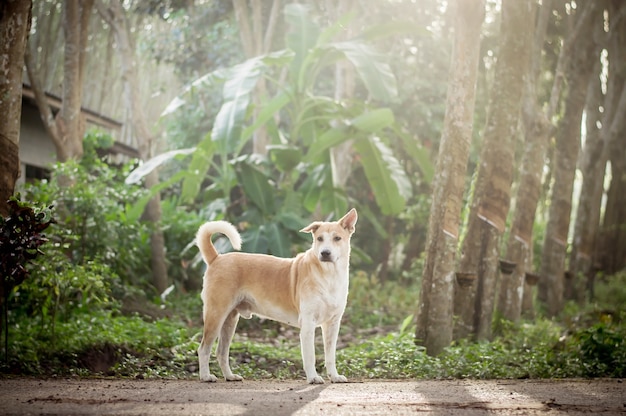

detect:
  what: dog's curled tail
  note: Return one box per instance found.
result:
[196,221,242,265]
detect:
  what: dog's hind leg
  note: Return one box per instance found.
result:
[198,309,223,382]
[322,318,347,383]
[216,309,243,381]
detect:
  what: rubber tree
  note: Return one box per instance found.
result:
[455,0,533,341]
[497,0,552,322]
[538,3,602,317]
[595,2,626,278]
[415,0,485,356]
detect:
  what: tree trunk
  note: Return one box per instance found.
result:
[416,0,485,356]
[455,0,533,340]
[96,0,169,294]
[538,4,601,317]
[232,0,281,155]
[598,85,626,275]
[0,0,32,216]
[329,0,356,190]
[25,0,93,165]
[596,3,626,277]
[568,57,605,304]
[498,0,552,322]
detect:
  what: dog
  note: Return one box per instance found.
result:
[195,208,357,384]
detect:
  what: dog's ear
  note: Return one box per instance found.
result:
[339,208,358,234]
[300,222,321,234]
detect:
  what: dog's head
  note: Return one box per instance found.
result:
[300,209,358,264]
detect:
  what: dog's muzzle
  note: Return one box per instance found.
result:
[320,250,333,262]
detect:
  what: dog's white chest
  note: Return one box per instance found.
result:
[299,267,349,325]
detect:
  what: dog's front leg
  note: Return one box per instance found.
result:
[322,319,347,383]
[300,321,324,384]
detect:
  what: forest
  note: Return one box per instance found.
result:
[1,0,625,381]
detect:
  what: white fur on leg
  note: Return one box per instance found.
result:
[216,313,244,382]
[198,342,218,382]
[322,319,347,383]
[300,322,323,384]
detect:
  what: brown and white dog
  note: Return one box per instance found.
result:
[195,209,357,384]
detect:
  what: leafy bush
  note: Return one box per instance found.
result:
[22,132,152,290]
[3,309,193,377]
[569,323,625,377]
[0,196,54,288]
[0,196,54,359]
[11,250,116,330]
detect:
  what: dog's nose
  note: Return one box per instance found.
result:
[320,250,332,262]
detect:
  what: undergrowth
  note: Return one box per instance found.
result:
[2,271,625,380]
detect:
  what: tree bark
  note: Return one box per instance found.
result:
[0,0,32,216]
[596,2,626,277]
[57,0,92,161]
[568,57,605,304]
[416,0,485,356]
[96,0,169,294]
[598,85,626,275]
[25,0,93,164]
[498,0,552,322]
[538,3,601,317]
[456,0,533,340]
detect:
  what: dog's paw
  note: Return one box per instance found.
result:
[225,374,243,382]
[200,373,218,382]
[308,375,325,384]
[330,375,348,383]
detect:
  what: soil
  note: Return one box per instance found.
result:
[1,377,624,415]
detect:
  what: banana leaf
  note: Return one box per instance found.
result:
[354,136,412,215]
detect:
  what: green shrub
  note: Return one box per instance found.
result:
[22,132,152,290]
[3,309,193,377]
[564,323,626,378]
[11,250,116,330]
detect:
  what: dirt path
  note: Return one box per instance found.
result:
[0,377,624,415]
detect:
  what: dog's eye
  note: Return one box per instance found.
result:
[317,236,323,242]
[334,236,341,242]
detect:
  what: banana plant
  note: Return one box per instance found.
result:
[128,3,428,255]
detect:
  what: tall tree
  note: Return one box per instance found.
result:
[497,0,553,322]
[538,3,602,317]
[568,57,605,303]
[0,0,32,216]
[327,0,356,191]
[415,0,485,356]
[455,0,533,340]
[595,1,626,277]
[24,0,94,163]
[599,87,626,275]
[232,0,281,155]
[95,0,169,294]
